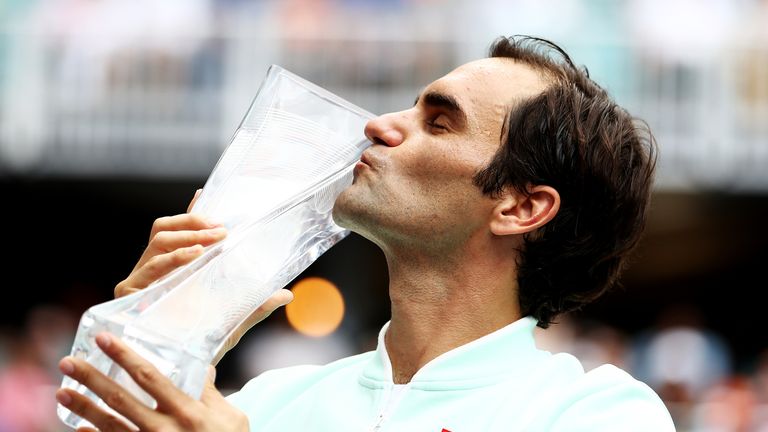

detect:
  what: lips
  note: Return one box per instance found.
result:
[360,151,373,167]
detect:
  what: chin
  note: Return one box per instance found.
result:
[332,190,376,234]
[332,190,357,229]
[331,204,350,229]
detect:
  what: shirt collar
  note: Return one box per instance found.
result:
[358,316,547,390]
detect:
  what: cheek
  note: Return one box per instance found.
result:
[402,147,486,189]
[395,160,487,221]
[385,136,495,209]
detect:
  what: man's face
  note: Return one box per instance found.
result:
[333,58,548,251]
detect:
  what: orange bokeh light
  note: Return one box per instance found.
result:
[286,277,345,337]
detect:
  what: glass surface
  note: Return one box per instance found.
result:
[57,65,375,430]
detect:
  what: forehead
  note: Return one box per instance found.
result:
[426,58,549,132]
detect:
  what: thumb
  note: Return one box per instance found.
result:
[200,365,223,405]
[187,188,202,213]
[212,289,294,366]
[207,364,217,384]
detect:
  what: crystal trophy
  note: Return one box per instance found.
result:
[57,65,375,429]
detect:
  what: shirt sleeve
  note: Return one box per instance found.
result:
[549,365,676,432]
[225,365,323,431]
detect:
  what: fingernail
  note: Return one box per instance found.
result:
[207,365,217,382]
[208,227,227,236]
[56,390,72,406]
[96,333,112,349]
[59,358,75,375]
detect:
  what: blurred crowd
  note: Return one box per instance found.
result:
[0,306,77,432]
[535,310,768,432]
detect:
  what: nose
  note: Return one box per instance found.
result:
[364,111,405,147]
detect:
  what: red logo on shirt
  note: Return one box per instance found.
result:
[441,429,452,432]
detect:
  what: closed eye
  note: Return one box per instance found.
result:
[426,120,447,130]
[426,115,449,132]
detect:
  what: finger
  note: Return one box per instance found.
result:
[115,245,204,297]
[254,289,294,318]
[94,333,191,413]
[148,213,221,242]
[132,227,226,273]
[199,365,224,406]
[148,228,227,255]
[212,290,294,365]
[187,188,202,213]
[239,289,294,335]
[57,388,134,432]
[58,359,156,431]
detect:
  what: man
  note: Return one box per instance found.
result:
[56,36,676,431]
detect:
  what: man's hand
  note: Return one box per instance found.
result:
[114,190,227,298]
[113,189,293,364]
[56,333,248,432]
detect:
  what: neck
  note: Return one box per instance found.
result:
[382,236,521,384]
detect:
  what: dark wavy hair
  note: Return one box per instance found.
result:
[474,36,657,328]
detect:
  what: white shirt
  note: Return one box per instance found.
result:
[228,316,676,431]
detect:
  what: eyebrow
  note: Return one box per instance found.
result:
[414,90,468,129]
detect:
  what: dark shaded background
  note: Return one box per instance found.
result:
[5,177,767,379]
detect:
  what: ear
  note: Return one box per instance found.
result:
[489,185,561,236]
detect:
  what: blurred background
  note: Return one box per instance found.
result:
[1,0,767,430]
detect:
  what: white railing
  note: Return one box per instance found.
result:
[1,9,767,191]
